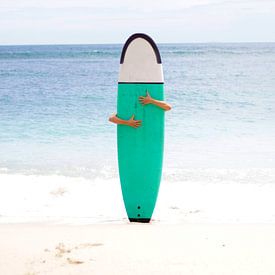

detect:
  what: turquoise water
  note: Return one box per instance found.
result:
[0,43,275,177]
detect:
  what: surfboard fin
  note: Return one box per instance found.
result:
[129,218,151,223]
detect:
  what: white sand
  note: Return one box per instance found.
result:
[1,171,275,274]
[1,223,275,275]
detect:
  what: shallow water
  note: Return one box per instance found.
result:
[1,43,275,177]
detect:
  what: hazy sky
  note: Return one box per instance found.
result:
[0,0,275,44]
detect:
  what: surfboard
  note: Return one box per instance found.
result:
[117,33,164,223]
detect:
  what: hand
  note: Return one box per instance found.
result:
[127,115,142,128]
[139,90,153,105]
[109,113,117,123]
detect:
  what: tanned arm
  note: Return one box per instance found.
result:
[139,91,172,111]
[109,114,142,128]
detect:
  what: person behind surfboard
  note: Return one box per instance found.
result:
[109,90,171,128]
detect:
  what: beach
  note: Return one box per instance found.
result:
[1,223,275,275]
[1,0,275,272]
[1,43,275,274]
[1,171,275,274]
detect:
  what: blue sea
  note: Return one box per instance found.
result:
[1,43,274,176]
[0,43,275,223]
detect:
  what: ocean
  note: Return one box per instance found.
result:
[0,43,275,223]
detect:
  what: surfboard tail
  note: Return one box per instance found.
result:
[129,218,151,223]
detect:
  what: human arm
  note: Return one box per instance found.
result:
[139,91,172,111]
[109,113,142,128]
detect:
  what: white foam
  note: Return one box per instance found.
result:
[1,168,275,224]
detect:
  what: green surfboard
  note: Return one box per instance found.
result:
[117,33,165,223]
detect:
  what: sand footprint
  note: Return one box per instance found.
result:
[46,241,104,265]
[55,242,71,257]
[66,258,84,265]
[25,242,102,274]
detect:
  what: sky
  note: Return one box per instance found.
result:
[0,0,275,44]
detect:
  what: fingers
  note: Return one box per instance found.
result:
[139,97,147,105]
[130,120,142,128]
[139,96,145,103]
[130,114,135,120]
[139,92,151,105]
[134,120,142,128]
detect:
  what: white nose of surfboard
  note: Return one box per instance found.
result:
[118,33,164,83]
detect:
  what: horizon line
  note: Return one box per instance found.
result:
[1,41,275,47]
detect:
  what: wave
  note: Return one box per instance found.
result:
[1,166,274,184]
[0,45,121,59]
[163,48,275,56]
[0,50,120,60]
[1,169,275,224]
